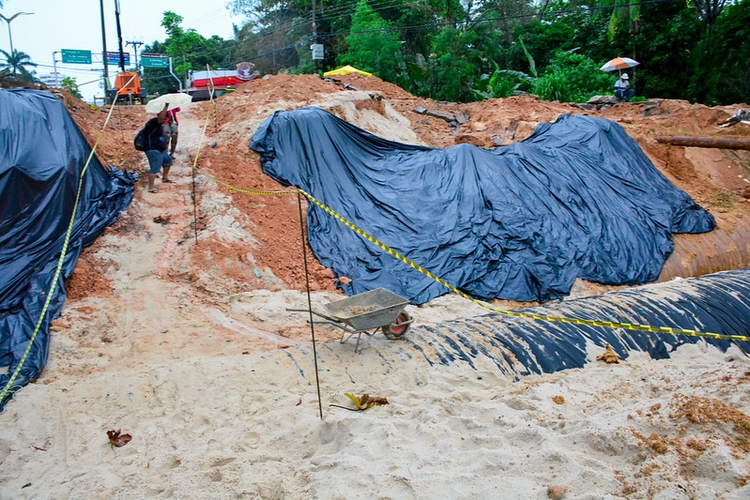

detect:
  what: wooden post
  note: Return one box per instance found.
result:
[655,136,750,151]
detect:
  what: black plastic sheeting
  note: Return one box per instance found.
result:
[406,268,750,377]
[0,89,137,410]
[251,107,715,305]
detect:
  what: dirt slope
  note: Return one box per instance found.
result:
[59,74,750,333]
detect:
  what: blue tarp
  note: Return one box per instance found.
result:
[410,267,750,375]
[0,89,137,410]
[251,107,715,304]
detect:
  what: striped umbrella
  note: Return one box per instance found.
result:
[600,57,640,72]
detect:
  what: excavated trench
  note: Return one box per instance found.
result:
[410,267,750,378]
[660,215,750,280]
[270,268,750,382]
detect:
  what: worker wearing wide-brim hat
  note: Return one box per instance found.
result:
[614,73,634,102]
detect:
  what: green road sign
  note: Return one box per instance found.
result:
[141,54,168,68]
[61,49,92,64]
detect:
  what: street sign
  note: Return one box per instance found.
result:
[61,49,92,64]
[107,51,130,66]
[141,53,168,68]
[311,44,324,61]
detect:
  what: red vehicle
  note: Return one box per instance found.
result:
[186,63,260,101]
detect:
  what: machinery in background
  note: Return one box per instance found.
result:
[186,62,260,101]
[108,0,146,104]
[111,71,146,104]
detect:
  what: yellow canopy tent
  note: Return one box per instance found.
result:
[323,65,373,77]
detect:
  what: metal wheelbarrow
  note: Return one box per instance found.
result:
[288,288,413,353]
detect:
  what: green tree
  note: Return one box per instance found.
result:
[599,0,642,42]
[60,76,83,98]
[233,8,301,75]
[221,0,746,106]
[532,50,612,102]
[161,11,231,78]
[691,0,729,34]
[690,0,750,104]
[505,21,577,73]
[426,27,484,102]
[338,0,405,82]
[474,0,536,45]
[631,2,701,100]
[0,48,36,82]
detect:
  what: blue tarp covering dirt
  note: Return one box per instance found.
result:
[0,89,137,410]
[410,267,750,375]
[251,107,716,304]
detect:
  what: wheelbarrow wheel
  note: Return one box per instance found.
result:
[382,311,411,340]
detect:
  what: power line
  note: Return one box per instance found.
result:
[40,0,671,79]
[126,40,144,70]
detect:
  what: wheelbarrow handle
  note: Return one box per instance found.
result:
[286,307,338,322]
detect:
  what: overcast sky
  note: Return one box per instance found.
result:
[0,0,243,101]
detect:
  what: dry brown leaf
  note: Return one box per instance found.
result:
[330,393,390,411]
[596,344,620,364]
[107,429,132,447]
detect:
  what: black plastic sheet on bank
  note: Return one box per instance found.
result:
[408,268,750,376]
[0,89,137,410]
[251,107,715,304]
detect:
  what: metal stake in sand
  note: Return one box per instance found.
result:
[192,154,198,244]
[298,191,324,419]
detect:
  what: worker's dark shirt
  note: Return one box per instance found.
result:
[143,117,167,152]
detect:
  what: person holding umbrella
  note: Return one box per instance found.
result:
[141,103,173,193]
[600,57,639,102]
[141,92,192,192]
[614,73,634,102]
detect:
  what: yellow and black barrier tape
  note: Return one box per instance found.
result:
[189,165,749,343]
[182,125,749,344]
[295,188,750,343]
[193,165,296,196]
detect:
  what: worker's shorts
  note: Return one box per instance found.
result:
[163,122,178,138]
[145,150,173,174]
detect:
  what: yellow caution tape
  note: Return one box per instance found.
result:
[193,166,296,196]
[0,95,125,404]
[189,165,749,343]
[296,188,750,343]
[178,109,750,345]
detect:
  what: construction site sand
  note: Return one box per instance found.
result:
[1,75,750,498]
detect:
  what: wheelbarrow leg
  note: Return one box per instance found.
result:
[341,329,376,354]
[340,329,360,346]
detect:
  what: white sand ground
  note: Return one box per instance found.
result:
[2,332,749,499]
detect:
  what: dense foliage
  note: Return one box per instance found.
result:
[3,0,746,104]
[218,0,749,105]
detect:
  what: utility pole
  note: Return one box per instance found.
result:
[126,40,143,72]
[313,0,318,75]
[312,0,317,74]
[114,0,126,72]
[52,51,59,87]
[99,0,109,101]
[168,57,182,91]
